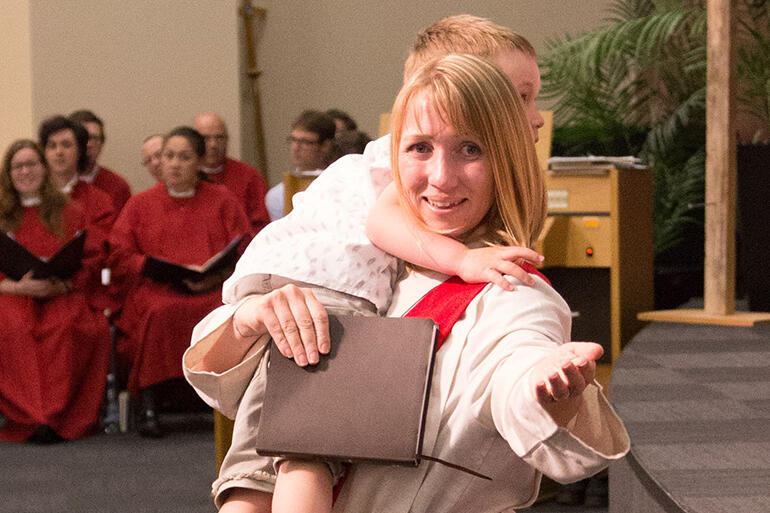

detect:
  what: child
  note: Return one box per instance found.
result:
[197,62,544,513]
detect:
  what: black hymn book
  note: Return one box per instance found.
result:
[0,230,86,281]
[142,235,242,286]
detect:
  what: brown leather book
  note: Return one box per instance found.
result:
[255,315,439,466]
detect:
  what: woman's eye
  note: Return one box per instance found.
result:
[407,142,430,154]
[460,143,482,157]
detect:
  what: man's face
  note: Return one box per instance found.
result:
[289,128,328,171]
[495,51,544,142]
[194,116,228,168]
[82,121,104,169]
[44,129,79,180]
[141,136,164,181]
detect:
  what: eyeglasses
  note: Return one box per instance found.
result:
[10,160,43,171]
[286,135,320,147]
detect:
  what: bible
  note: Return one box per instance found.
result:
[255,315,439,466]
[142,235,242,286]
[0,230,86,281]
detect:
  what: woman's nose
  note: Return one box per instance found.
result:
[427,151,457,188]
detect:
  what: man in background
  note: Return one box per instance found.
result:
[140,134,164,183]
[193,112,270,237]
[70,109,132,213]
[265,109,336,221]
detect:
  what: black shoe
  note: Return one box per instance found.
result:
[584,473,609,508]
[27,425,65,444]
[137,408,163,438]
[554,478,589,506]
[137,387,163,438]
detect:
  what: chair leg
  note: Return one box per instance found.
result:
[102,324,121,434]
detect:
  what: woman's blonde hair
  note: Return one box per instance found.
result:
[0,139,68,236]
[390,54,546,248]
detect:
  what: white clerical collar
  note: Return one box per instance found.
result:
[166,185,196,198]
[60,175,79,194]
[21,196,42,207]
[201,164,224,175]
[79,165,100,183]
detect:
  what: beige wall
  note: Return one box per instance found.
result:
[6,0,612,192]
[1,1,35,151]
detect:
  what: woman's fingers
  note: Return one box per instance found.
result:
[258,284,331,367]
[302,288,330,354]
[533,342,602,403]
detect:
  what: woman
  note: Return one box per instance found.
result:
[108,126,248,437]
[185,55,629,512]
[0,139,110,442]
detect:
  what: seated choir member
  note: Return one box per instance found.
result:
[107,126,249,437]
[140,134,164,182]
[193,112,270,237]
[39,115,117,241]
[69,109,132,212]
[0,139,111,443]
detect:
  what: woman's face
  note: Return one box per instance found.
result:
[161,136,201,192]
[44,129,79,180]
[397,91,494,239]
[10,147,46,199]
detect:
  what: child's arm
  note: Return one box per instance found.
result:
[366,183,544,291]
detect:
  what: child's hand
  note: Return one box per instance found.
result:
[456,246,544,291]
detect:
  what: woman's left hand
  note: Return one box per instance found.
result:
[529,342,604,426]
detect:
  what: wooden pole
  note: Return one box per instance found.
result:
[704,0,736,315]
[639,1,770,325]
[239,1,268,180]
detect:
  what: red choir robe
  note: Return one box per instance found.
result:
[69,180,118,312]
[107,181,249,395]
[205,158,269,237]
[69,180,116,243]
[0,203,111,441]
[88,165,132,213]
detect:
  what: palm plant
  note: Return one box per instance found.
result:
[540,0,709,258]
[542,0,770,262]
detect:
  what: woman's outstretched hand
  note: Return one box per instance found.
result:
[529,342,604,426]
[456,246,544,291]
[233,284,330,367]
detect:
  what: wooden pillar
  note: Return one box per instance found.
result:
[704,0,736,315]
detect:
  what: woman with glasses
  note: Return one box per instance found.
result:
[0,139,111,443]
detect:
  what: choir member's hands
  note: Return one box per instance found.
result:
[529,342,603,426]
[233,283,330,367]
[11,271,69,298]
[456,246,544,291]
[183,267,232,293]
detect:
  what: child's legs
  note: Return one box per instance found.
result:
[219,488,272,513]
[273,460,333,513]
[213,356,276,509]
